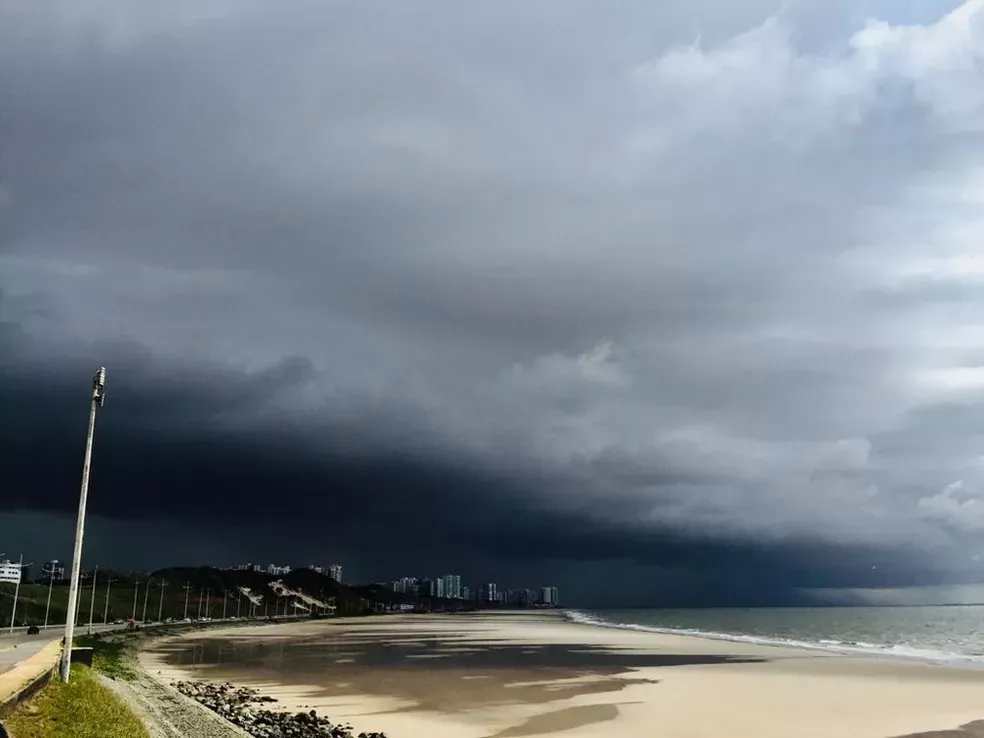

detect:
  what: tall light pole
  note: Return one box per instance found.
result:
[103,578,116,624]
[183,583,191,620]
[142,578,152,622]
[7,554,25,634]
[222,591,228,620]
[205,587,211,618]
[197,586,203,619]
[60,367,107,683]
[157,581,168,622]
[87,566,98,635]
[44,566,55,630]
[131,579,139,620]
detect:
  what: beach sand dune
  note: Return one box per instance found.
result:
[142,612,984,738]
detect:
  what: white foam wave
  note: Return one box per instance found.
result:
[562,610,984,667]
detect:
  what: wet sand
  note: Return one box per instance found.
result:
[142,611,984,737]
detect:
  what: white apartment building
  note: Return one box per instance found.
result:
[328,564,342,583]
[0,557,22,585]
[540,586,560,606]
[441,574,461,599]
[267,564,291,576]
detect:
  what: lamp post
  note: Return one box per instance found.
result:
[197,586,203,619]
[132,579,139,620]
[44,566,55,630]
[205,587,211,619]
[142,578,152,623]
[183,583,191,620]
[157,581,168,622]
[103,578,117,624]
[60,367,107,683]
[87,566,98,635]
[6,554,26,634]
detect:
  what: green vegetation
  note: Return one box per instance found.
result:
[0,577,143,629]
[3,665,149,738]
[0,565,389,628]
[74,634,137,681]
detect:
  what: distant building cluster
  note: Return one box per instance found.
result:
[41,560,66,582]
[230,562,342,582]
[386,573,559,607]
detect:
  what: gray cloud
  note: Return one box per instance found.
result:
[3,0,984,598]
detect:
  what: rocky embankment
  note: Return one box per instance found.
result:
[173,681,387,738]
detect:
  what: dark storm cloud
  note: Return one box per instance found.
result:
[4,0,984,601]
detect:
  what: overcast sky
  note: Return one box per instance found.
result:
[3,0,984,605]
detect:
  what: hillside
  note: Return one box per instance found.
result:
[0,567,395,628]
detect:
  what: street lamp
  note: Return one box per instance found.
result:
[142,578,152,623]
[183,583,191,620]
[87,566,98,635]
[6,554,30,634]
[60,367,106,683]
[103,577,117,624]
[44,565,56,630]
[157,581,168,622]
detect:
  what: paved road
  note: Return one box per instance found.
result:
[0,637,59,676]
[0,624,121,676]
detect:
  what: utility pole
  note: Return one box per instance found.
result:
[60,367,107,683]
[183,583,191,620]
[87,566,98,635]
[132,580,139,620]
[157,581,168,622]
[103,578,116,624]
[222,591,228,620]
[44,566,55,630]
[197,586,203,619]
[205,587,211,618]
[142,578,151,622]
[7,554,24,634]
[236,592,242,618]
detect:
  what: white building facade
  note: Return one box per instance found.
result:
[0,557,22,584]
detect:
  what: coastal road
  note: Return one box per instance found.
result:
[0,637,60,676]
[0,624,121,676]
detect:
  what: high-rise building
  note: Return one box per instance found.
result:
[392,576,417,594]
[0,557,22,584]
[310,565,325,575]
[461,586,470,601]
[441,574,461,599]
[482,583,498,602]
[40,560,65,583]
[328,564,343,583]
[540,586,559,606]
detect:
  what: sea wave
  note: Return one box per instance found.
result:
[562,609,984,667]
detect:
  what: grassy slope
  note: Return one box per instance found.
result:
[73,634,137,681]
[3,665,149,738]
[0,565,385,627]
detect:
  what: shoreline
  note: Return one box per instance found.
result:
[562,608,984,670]
[138,611,984,738]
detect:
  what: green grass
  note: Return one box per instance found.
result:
[73,634,138,682]
[4,665,149,738]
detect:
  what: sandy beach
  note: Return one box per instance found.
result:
[140,612,984,738]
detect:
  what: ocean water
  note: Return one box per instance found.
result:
[567,606,984,666]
